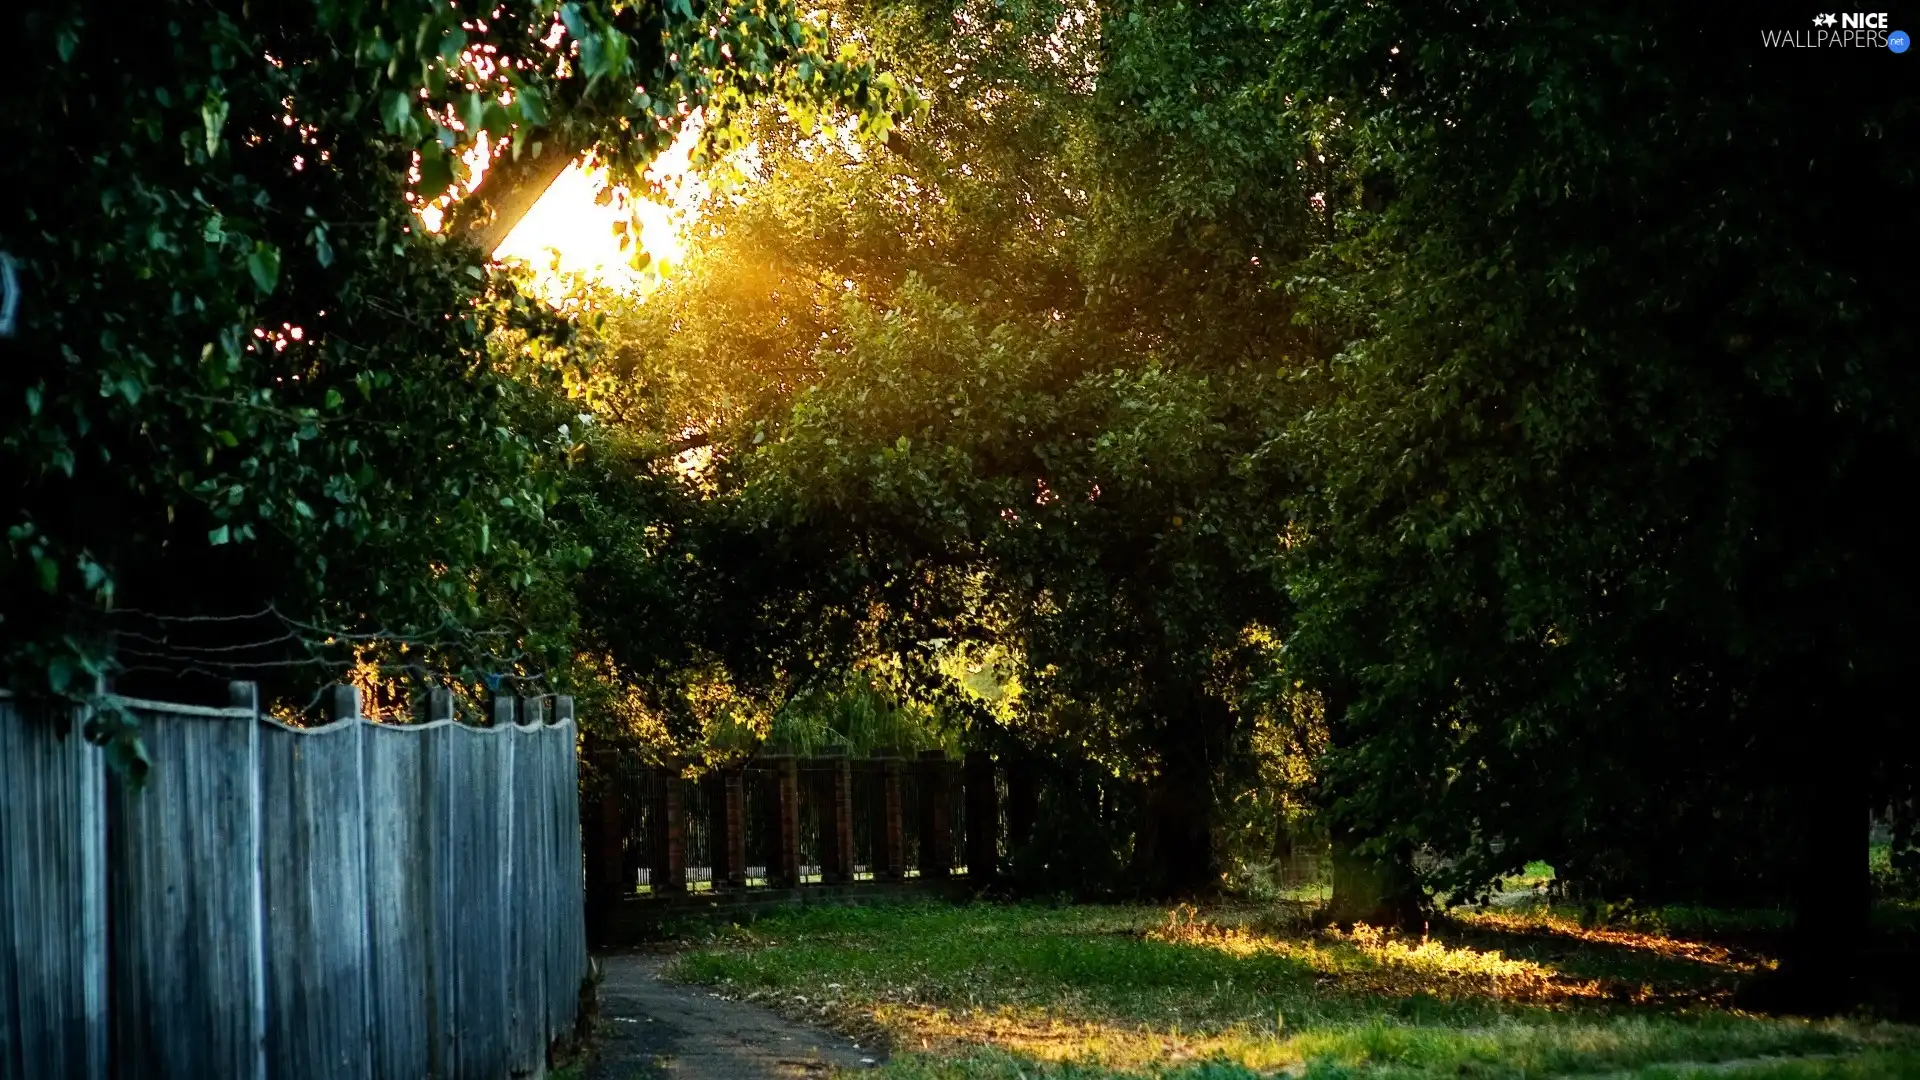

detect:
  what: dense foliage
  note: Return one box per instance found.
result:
[1267,2,1917,952]
[569,1,1918,980]
[0,0,898,754]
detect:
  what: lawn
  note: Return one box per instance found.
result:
[665,901,1920,1079]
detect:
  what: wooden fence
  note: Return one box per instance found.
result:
[0,683,588,1080]
[585,747,1030,935]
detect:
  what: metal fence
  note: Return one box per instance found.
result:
[0,685,589,1080]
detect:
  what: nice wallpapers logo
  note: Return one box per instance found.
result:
[1761,12,1911,49]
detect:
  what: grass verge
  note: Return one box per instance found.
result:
[665,901,1920,1078]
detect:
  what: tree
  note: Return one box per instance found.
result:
[569,0,1325,893]
[1,0,901,755]
[1270,0,1917,994]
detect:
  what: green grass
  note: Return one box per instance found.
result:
[664,902,1920,1078]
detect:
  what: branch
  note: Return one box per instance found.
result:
[445,136,579,255]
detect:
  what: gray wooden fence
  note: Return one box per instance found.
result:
[0,683,588,1080]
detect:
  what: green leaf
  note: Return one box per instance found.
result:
[481,101,511,138]
[324,387,344,409]
[418,144,455,201]
[25,386,42,416]
[201,90,229,155]
[438,25,468,62]
[247,244,281,294]
[516,85,547,127]
[214,429,239,448]
[461,91,487,135]
[208,524,231,545]
[380,90,417,137]
[105,734,153,786]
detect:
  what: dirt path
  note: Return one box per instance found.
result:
[584,953,884,1080]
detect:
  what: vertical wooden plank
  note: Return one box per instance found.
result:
[363,720,433,1080]
[504,721,546,1078]
[550,699,587,1043]
[964,751,998,884]
[257,689,371,1079]
[108,701,260,1080]
[876,751,905,882]
[0,694,107,1080]
[446,725,510,1080]
[917,752,952,880]
[236,683,267,1080]
[1006,760,1039,855]
[418,714,458,1080]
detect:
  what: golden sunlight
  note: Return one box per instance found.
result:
[492,120,709,296]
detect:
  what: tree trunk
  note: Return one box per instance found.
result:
[1779,751,1870,1009]
[1135,767,1215,896]
[444,136,577,254]
[1132,690,1228,897]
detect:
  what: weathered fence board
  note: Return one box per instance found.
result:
[0,695,107,1080]
[0,689,586,1080]
[506,724,551,1077]
[107,700,264,1080]
[259,719,371,1080]
[362,722,436,1080]
[446,724,511,1080]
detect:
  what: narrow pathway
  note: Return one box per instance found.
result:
[585,953,884,1080]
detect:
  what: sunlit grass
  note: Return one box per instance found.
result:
[664,902,1919,1078]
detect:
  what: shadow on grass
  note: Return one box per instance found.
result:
[662,902,1920,1077]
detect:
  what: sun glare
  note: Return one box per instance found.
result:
[491,121,709,297]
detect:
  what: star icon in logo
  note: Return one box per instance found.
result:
[1815,12,1839,26]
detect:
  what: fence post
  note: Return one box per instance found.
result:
[818,746,853,885]
[651,765,685,893]
[520,695,547,726]
[874,749,905,881]
[964,750,998,884]
[1007,758,1039,856]
[918,751,951,880]
[424,685,454,724]
[769,752,801,886]
[231,681,266,1080]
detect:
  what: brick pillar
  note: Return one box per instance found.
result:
[719,767,747,888]
[918,751,952,879]
[705,771,731,889]
[875,750,905,881]
[964,750,998,884]
[1007,758,1039,854]
[652,766,686,893]
[770,754,801,886]
[818,747,853,884]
